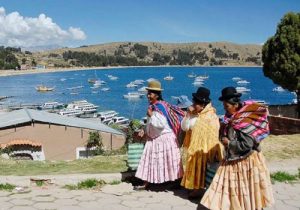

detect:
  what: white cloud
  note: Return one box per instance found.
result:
[0,7,86,47]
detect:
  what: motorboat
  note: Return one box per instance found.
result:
[138,86,147,93]
[107,75,118,80]
[67,100,98,114]
[41,102,64,110]
[187,71,197,78]
[108,116,130,127]
[59,108,84,117]
[35,85,55,92]
[236,87,251,93]
[67,85,84,90]
[95,110,119,123]
[237,80,250,85]
[232,77,242,81]
[126,82,138,88]
[123,92,142,99]
[101,87,110,91]
[164,73,174,81]
[272,86,285,92]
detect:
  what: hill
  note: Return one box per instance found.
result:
[12,42,262,69]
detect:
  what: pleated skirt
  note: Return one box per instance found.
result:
[135,132,183,183]
[200,151,274,210]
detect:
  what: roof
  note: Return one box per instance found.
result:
[0,139,42,148]
[0,109,123,136]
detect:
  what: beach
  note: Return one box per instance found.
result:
[0,65,262,77]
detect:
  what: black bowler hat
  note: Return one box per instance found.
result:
[192,87,211,103]
[219,86,242,101]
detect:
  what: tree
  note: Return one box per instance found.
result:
[262,12,300,117]
[86,131,104,157]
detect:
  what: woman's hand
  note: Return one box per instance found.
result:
[138,129,145,137]
[186,106,195,117]
[221,137,230,146]
[147,107,153,117]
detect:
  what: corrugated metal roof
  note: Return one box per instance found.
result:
[0,109,123,135]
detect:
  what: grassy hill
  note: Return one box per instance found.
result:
[15,41,262,69]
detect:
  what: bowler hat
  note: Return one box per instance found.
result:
[146,80,163,91]
[218,86,242,101]
[176,95,193,109]
[192,87,211,103]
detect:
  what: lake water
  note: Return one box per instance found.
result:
[0,66,295,119]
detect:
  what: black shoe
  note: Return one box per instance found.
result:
[133,185,148,191]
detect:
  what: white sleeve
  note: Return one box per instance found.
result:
[181,115,197,131]
[147,111,167,129]
[181,116,191,131]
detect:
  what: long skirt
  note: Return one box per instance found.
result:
[135,132,183,183]
[200,151,274,210]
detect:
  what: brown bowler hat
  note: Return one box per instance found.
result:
[146,80,163,91]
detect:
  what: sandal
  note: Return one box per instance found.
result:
[133,185,148,191]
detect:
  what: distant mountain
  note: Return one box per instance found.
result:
[15,42,263,68]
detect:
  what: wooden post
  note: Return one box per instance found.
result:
[81,128,83,138]
[110,133,113,150]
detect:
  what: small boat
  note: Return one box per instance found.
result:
[35,85,55,92]
[237,80,250,85]
[101,87,110,91]
[251,99,268,105]
[126,82,138,88]
[164,73,174,81]
[95,110,119,123]
[147,78,157,82]
[108,75,118,80]
[67,85,84,90]
[123,92,142,99]
[187,71,197,78]
[232,77,242,81]
[236,87,251,93]
[272,86,285,92]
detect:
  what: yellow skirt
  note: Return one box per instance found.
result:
[200,151,274,210]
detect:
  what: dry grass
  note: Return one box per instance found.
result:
[261,134,300,160]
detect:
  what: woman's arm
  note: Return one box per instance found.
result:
[228,130,254,154]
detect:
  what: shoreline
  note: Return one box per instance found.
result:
[0,65,262,77]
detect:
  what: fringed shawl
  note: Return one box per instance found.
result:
[223,100,269,142]
[151,101,185,136]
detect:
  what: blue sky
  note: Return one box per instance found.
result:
[0,0,299,47]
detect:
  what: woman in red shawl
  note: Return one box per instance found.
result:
[201,87,274,210]
[135,80,184,190]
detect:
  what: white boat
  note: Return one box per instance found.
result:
[272,86,285,92]
[67,100,98,114]
[60,78,67,82]
[187,72,197,78]
[196,74,209,80]
[123,92,142,99]
[138,86,147,93]
[164,73,174,81]
[236,87,251,93]
[108,116,130,127]
[126,82,138,88]
[59,108,83,117]
[237,80,250,85]
[67,85,84,90]
[101,87,110,91]
[95,110,119,123]
[132,79,145,85]
[41,102,64,109]
[232,77,242,81]
[192,80,204,86]
[107,75,118,80]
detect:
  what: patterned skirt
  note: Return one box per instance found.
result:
[200,151,274,210]
[135,132,183,183]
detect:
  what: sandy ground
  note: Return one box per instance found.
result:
[0,65,262,77]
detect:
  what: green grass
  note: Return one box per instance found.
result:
[0,155,127,176]
[64,179,107,190]
[0,183,15,191]
[271,170,300,183]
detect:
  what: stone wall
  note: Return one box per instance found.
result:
[268,115,300,135]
